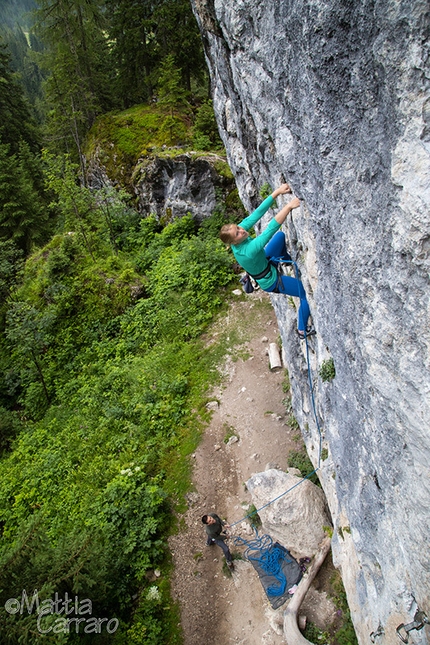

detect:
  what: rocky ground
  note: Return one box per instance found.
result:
[169,292,337,644]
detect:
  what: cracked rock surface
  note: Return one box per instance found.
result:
[190,1,430,642]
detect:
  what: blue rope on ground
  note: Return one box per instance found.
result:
[233,532,293,597]
[230,256,323,530]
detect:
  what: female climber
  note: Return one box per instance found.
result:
[219,183,312,338]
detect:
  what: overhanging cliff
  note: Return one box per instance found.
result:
[190,0,430,642]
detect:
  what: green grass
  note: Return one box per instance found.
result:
[85,104,228,188]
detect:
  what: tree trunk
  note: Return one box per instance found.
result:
[283,536,332,645]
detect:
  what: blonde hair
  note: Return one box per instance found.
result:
[219,224,235,244]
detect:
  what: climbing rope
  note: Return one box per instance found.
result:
[224,257,323,606]
[233,533,290,596]
[229,256,323,529]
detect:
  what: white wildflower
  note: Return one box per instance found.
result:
[146,586,160,602]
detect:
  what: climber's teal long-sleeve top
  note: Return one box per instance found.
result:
[231,195,279,290]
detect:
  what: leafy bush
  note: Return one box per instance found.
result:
[193,100,222,149]
[287,449,320,486]
[259,182,272,199]
[0,176,237,643]
[319,357,336,382]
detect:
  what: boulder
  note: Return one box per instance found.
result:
[246,469,331,557]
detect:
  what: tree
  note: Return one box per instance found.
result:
[0,240,24,307]
[0,41,39,154]
[153,0,207,93]
[193,99,223,149]
[106,0,207,108]
[0,23,46,123]
[35,0,117,162]
[42,151,99,260]
[105,0,159,107]
[5,301,54,410]
[0,142,50,254]
[157,54,190,113]
[157,55,190,145]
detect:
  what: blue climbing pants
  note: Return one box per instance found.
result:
[264,231,310,333]
[207,536,233,562]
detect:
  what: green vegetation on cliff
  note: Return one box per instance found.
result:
[86,100,224,186]
[0,162,237,643]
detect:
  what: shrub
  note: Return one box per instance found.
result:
[287,449,320,486]
[319,358,336,382]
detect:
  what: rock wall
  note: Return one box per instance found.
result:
[190,0,430,642]
[132,153,237,222]
[87,150,240,222]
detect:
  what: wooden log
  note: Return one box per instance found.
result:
[283,536,332,645]
[269,342,282,371]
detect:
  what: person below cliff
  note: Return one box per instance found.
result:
[219,183,312,338]
[202,513,234,571]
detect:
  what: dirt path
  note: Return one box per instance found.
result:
[169,292,301,644]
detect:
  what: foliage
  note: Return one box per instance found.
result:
[157,55,190,115]
[282,369,291,393]
[287,449,320,486]
[247,504,262,529]
[0,240,24,306]
[304,570,358,645]
[0,41,40,155]
[85,105,194,183]
[0,4,235,641]
[152,0,206,92]
[0,45,53,254]
[105,0,206,108]
[193,100,223,149]
[35,0,117,161]
[0,0,36,30]
[259,183,272,199]
[0,24,46,121]
[0,177,237,643]
[0,141,51,254]
[223,423,237,444]
[329,571,359,645]
[198,189,244,240]
[304,622,330,643]
[319,357,336,382]
[0,406,23,453]
[42,151,102,259]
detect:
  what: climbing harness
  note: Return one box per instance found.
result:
[247,261,275,281]
[396,610,429,643]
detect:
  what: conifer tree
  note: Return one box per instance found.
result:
[0,142,49,255]
[154,0,206,92]
[35,0,116,161]
[105,0,158,107]
[0,41,39,155]
[106,0,207,107]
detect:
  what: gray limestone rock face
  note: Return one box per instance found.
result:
[132,153,235,222]
[191,0,430,643]
[246,468,331,557]
[87,150,240,223]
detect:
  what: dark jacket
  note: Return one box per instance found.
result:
[205,513,227,541]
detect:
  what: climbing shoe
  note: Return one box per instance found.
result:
[227,561,235,571]
[297,327,316,340]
